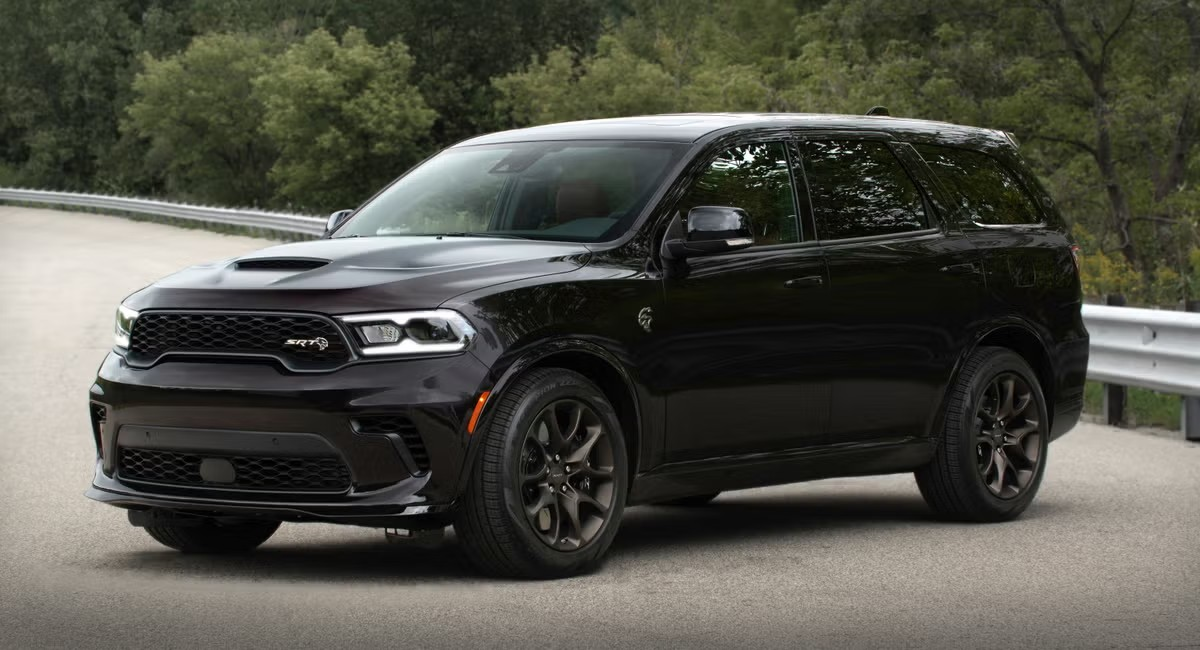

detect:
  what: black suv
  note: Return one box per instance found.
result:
[88,113,1088,578]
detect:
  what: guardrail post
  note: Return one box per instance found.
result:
[1184,300,1200,441]
[1103,294,1127,426]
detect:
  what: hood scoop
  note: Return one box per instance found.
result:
[235,257,330,271]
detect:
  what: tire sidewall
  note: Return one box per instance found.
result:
[492,372,629,573]
[953,350,1050,518]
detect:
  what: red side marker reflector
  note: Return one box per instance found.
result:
[467,391,491,434]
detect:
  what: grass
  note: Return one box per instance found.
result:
[1083,380,1182,430]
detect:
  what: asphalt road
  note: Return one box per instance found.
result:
[1,205,1198,649]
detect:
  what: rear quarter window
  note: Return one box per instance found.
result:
[913,144,1042,226]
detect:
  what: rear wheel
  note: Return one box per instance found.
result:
[454,368,628,579]
[916,346,1049,522]
[144,518,280,554]
[657,492,720,506]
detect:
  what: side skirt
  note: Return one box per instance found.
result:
[627,437,936,506]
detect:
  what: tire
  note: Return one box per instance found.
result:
[916,346,1050,522]
[454,368,629,579]
[657,492,720,506]
[144,518,280,554]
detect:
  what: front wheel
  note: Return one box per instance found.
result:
[916,346,1049,522]
[454,368,628,579]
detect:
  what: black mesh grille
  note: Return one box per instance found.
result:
[90,402,107,426]
[118,447,351,492]
[352,415,429,472]
[89,402,107,455]
[126,312,350,370]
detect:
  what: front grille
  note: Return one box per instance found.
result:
[126,312,350,370]
[352,415,429,472]
[118,447,352,492]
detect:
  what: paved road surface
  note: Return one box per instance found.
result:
[1,206,1197,648]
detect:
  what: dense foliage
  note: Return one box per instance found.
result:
[1,0,1197,305]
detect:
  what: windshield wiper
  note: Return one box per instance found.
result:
[427,232,529,240]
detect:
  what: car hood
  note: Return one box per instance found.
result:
[123,236,591,314]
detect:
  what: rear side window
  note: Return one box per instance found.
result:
[913,144,1042,226]
[801,140,928,240]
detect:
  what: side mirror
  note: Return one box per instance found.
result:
[662,206,754,260]
[324,209,354,236]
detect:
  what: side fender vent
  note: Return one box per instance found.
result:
[351,416,429,473]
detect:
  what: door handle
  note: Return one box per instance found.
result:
[784,275,824,289]
[939,262,981,276]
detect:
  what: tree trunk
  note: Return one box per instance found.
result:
[1042,0,1139,268]
[1094,100,1138,267]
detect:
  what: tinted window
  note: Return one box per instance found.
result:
[337,141,686,242]
[677,141,800,246]
[802,140,927,240]
[913,144,1042,225]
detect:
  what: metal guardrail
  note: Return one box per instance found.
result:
[1083,304,1200,397]
[1082,304,1200,439]
[0,188,324,237]
[2,188,1198,436]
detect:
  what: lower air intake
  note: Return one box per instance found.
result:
[117,447,351,492]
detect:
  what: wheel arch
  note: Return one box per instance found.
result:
[930,320,1056,440]
[456,340,643,495]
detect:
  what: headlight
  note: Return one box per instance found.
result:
[338,310,476,356]
[114,304,139,349]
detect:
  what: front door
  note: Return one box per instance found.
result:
[651,139,832,462]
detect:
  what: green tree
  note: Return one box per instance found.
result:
[0,0,146,190]
[315,0,615,145]
[125,32,279,206]
[255,28,435,212]
[495,0,813,123]
[781,0,1200,299]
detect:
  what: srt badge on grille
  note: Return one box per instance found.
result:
[284,336,330,351]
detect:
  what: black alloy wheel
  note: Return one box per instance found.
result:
[975,372,1042,499]
[454,368,628,579]
[916,346,1050,522]
[519,399,617,551]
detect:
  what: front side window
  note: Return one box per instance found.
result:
[802,140,928,240]
[677,141,800,246]
[336,141,687,242]
[913,144,1042,226]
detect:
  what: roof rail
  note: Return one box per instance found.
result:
[865,106,890,116]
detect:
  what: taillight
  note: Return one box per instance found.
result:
[1069,245,1081,272]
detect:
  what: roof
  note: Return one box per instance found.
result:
[455,113,1010,149]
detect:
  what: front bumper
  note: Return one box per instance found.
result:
[87,351,491,526]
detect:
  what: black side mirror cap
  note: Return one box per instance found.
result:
[324,209,354,237]
[661,206,754,260]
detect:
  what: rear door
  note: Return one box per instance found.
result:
[796,136,985,443]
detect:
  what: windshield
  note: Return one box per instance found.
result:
[334,141,687,242]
